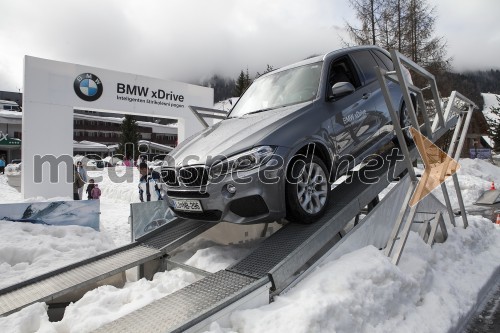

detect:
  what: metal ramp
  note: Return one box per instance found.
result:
[0,219,215,317]
[97,271,269,333]
[95,140,453,333]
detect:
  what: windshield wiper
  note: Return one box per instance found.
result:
[227,107,275,119]
[245,107,276,115]
[229,101,307,119]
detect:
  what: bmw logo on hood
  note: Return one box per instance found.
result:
[74,73,103,101]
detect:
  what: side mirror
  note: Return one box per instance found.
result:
[330,82,355,100]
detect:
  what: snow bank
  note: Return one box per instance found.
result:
[207,216,500,333]
[0,221,115,290]
[0,174,23,202]
[433,158,499,211]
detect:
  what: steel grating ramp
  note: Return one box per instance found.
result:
[0,219,216,317]
[0,245,158,316]
[94,270,266,333]
[141,219,216,251]
[95,146,427,333]
[227,146,419,286]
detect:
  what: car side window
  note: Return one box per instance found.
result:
[350,50,380,85]
[372,50,394,71]
[328,57,361,89]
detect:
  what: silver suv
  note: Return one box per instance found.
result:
[161,46,411,224]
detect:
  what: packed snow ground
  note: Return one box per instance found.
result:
[0,160,499,332]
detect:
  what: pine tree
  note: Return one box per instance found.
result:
[245,68,251,88]
[117,115,140,160]
[233,64,276,97]
[487,96,500,152]
[256,64,275,78]
[234,70,249,97]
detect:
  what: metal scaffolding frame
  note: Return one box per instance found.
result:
[376,50,476,265]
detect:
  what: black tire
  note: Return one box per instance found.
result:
[400,102,414,144]
[285,155,330,224]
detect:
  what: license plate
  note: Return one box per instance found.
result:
[173,199,203,212]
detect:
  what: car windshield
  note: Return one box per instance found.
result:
[229,62,323,118]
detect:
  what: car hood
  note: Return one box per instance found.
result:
[169,102,312,166]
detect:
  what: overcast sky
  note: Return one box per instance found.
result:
[0,0,499,93]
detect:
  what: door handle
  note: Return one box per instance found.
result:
[362,93,371,100]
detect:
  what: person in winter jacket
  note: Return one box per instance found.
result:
[86,179,95,200]
[73,165,84,200]
[76,161,88,199]
[123,155,133,167]
[138,162,162,202]
[91,183,101,200]
[0,156,5,174]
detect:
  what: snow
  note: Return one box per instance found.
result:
[0,159,500,332]
[0,221,115,289]
[0,110,22,119]
[482,92,500,124]
[432,158,499,212]
[481,93,498,149]
[483,135,494,149]
[211,216,500,333]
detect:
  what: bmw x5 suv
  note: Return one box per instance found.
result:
[161,45,411,224]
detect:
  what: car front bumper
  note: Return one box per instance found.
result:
[162,150,288,224]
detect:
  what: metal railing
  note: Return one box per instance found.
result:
[376,49,476,265]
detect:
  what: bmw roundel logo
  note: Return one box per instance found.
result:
[74,73,103,101]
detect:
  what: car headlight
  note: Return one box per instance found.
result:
[209,146,276,179]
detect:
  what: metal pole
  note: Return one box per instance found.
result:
[440,183,456,227]
[427,211,443,246]
[446,113,464,158]
[453,106,474,162]
[390,50,419,131]
[452,174,468,228]
[432,91,455,134]
[451,104,474,228]
[392,202,420,265]
[384,181,417,257]
[375,68,417,181]
[188,106,209,128]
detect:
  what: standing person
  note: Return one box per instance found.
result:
[123,156,131,167]
[91,183,101,200]
[138,162,162,202]
[73,165,84,200]
[86,179,95,200]
[76,161,88,199]
[0,156,5,174]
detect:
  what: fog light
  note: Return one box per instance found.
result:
[226,184,236,194]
